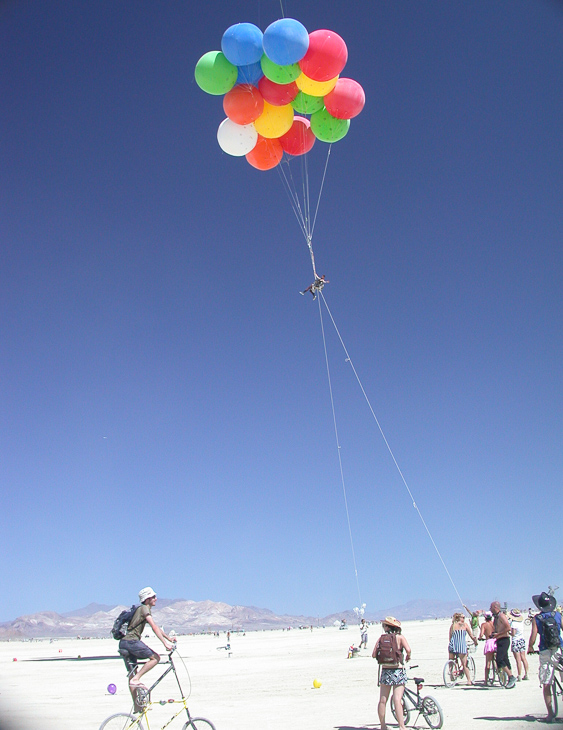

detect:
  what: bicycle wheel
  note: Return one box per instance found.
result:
[182,718,216,730]
[99,714,144,730]
[443,660,458,687]
[390,694,411,725]
[497,666,508,687]
[466,655,476,683]
[422,696,444,729]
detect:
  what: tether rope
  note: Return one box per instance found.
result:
[318,291,465,608]
[317,295,363,610]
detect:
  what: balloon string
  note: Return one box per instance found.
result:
[318,291,465,608]
[317,293,363,609]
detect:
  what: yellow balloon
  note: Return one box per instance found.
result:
[313,679,322,689]
[295,73,338,97]
[253,101,294,139]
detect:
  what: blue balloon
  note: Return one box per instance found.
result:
[222,23,264,67]
[236,61,264,86]
[263,18,309,66]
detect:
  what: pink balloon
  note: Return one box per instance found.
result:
[299,29,348,83]
[279,116,316,156]
[324,78,365,119]
[258,76,299,106]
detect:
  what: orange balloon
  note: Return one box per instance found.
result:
[223,84,264,125]
[246,136,283,170]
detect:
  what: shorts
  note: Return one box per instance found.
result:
[511,637,525,653]
[539,649,562,686]
[380,667,407,686]
[119,639,157,659]
[496,637,512,670]
[484,638,497,654]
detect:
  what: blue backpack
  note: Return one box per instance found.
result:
[111,604,141,640]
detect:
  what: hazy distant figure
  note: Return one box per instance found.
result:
[360,618,368,649]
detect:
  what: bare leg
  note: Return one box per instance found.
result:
[513,651,522,679]
[392,685,408,730]
[521,651,529,678]
[543,683,556,720]
[130,654,159,685]
[378,684,391,730]
[461,655,472,685]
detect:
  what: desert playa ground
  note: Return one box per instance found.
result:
[0,618,559,730]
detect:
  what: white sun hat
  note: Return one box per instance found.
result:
[139,586,157,603]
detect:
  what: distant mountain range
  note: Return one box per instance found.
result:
[0,598,492,639]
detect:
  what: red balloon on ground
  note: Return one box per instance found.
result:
[299,29,348,82]
[223,84,264,125]
[279,116,316,156]
[258,76,299,106]
[324,78,365,119]
[246,135,283,170]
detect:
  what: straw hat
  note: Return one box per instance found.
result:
[382,616,401,629]
[509,608,523,622]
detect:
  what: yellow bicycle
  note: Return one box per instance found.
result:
[99,648,215,730]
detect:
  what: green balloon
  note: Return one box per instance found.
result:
[291,91,325,115]
[310,109,350,143]
[195,51,237,95]
[260,55,301,84]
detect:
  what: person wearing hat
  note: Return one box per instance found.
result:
[509,608,528,681]
[119,587,176,698]
[373,617,411,730]
[490,601,517,688]
[527,591,563,722]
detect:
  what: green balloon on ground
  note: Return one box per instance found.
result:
[310,109,350,143]
[195,51,237,95]
[260,55,301,84]
[291,91,324,115]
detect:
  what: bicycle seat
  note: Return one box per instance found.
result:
[413,677,424,685]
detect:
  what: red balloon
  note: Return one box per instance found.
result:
[324,78,365,120]
[279,116,316,156]
[223,84,264,125]
[246,135,283,170]
[258,76,299,107]
[299,29,348,83]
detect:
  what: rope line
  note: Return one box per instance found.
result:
[318,291,465,608]
[317,295,363,610]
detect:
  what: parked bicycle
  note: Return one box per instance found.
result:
[443,651,476,687]
[390,666,444,728]
[99,647,215,730]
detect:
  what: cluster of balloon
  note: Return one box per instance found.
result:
[195,19,365,170]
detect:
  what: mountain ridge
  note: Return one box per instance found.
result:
[0,598,497,639]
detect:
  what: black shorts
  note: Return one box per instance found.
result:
[496,636,512,669]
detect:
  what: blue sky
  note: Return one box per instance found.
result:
[1,0,561,623]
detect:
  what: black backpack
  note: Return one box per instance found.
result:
[542,613,561,649]
[111,604,141,640]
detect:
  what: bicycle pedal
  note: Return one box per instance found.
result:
[135,687,149,707]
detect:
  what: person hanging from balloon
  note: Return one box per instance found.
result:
[300,274,328,300]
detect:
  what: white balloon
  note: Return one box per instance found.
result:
[217,118,258,156]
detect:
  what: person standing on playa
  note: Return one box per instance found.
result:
[527,590,563,723]
[463,604,480,638]
[490,601,517,688]
[360,618,368,649]
[479,611,497,685]
[509,608,529,681]
[119,587,175,704]
[373,616,411,730]
[447,612,478,685]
